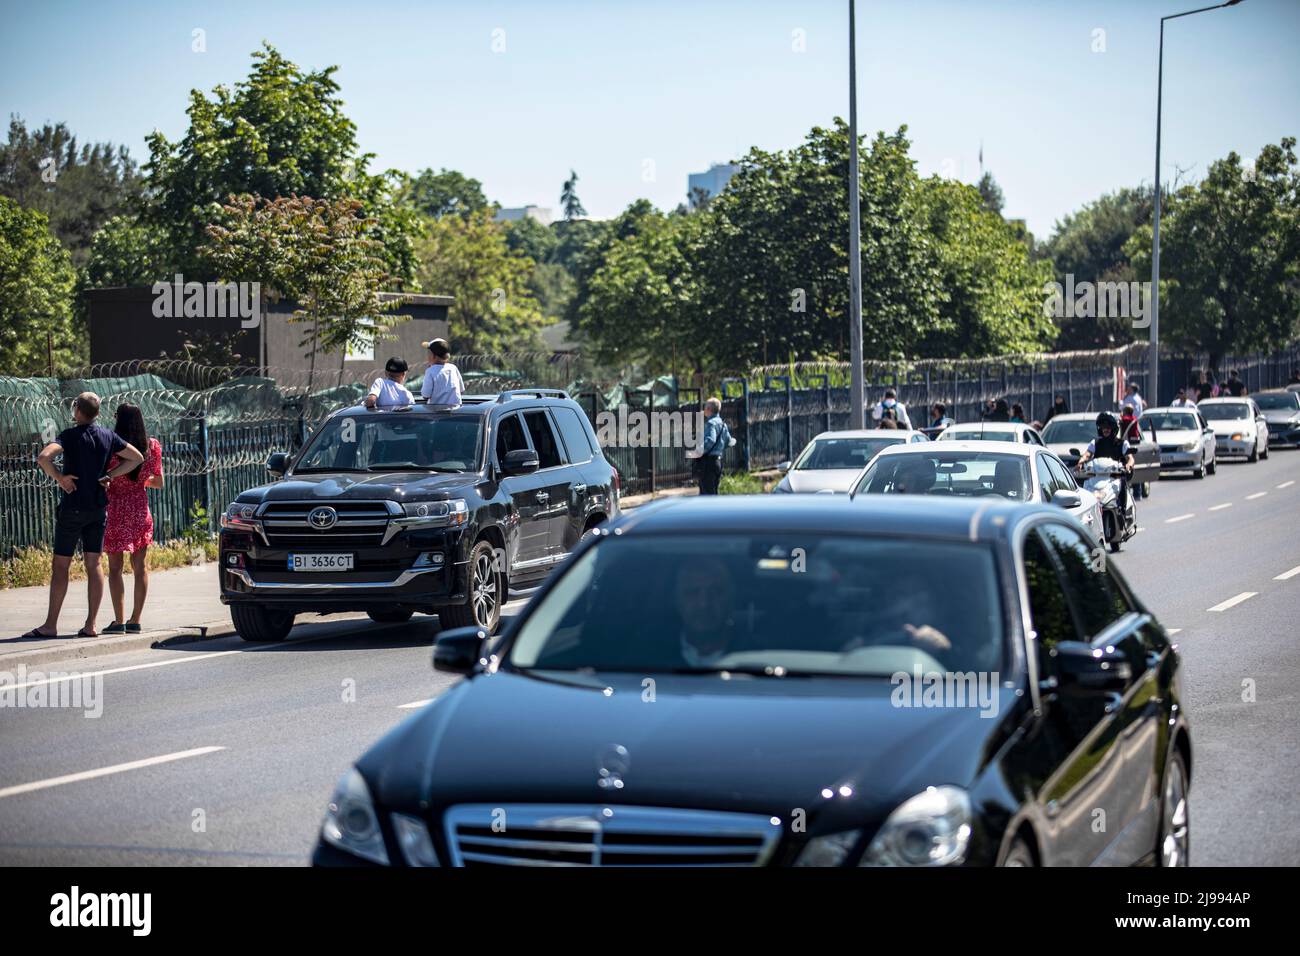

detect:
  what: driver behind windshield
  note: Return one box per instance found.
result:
[674,562,739,667]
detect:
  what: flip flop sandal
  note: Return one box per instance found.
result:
[20,628,55,639]
[103,622,126,634]
[76,628,98,638]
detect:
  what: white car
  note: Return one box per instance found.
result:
[1200,397,1269,462]
[847,440,1105,544]
[773,429,929,493]
[1141,407,1217,478]
[935,421,1045,445]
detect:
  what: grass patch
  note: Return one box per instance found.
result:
[1,539,218,590]
[719,471,769,495]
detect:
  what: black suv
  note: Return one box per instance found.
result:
[219,389,619,641]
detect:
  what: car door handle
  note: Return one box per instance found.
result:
[535,491,549,503]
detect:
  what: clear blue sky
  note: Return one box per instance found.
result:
[2,0,1296,238]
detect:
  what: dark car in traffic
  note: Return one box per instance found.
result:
[313,495,1191,867]
[219,389,618,640]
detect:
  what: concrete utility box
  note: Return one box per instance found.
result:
[85,285,452,377]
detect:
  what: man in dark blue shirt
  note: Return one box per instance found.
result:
[24,392,143,639]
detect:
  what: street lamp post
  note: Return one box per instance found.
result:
[1149,0,1244,408]
[847,0,865,428]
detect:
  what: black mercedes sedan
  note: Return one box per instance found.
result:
[312,496,1191,867]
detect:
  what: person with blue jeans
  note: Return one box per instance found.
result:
[24,392,143,639]
[696,397,732,495]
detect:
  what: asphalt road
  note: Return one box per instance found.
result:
[1,447,1297,866]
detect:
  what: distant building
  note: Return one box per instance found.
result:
[494,205,555,226]
[687,163,740,207]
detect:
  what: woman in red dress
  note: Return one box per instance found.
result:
[102,403,164,634]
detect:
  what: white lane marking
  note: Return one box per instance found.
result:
[1275,565,1300,581]
[397,699,433,710]
[1246,492,1267,500]
[2,651,241,691]
[1167,628,1182,635]
[1209,502,1233,511]
[1278,481,1295,489]
[0,746,226,800]
[1165,513,1195,524]
[1207,592,1258,613]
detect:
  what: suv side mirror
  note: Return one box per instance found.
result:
[434,626,488,674]
[502,448,540,476]
[266,452,289,477]
[777,460,792,473]
[1051,489,1082,509]
[1051,640,1132,693]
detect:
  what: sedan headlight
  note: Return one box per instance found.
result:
[320,768,389,865]
[401,498,469,526]
[1180,441,1198,452]
[860,786,972,867]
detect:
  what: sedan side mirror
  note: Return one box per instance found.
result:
[1068,447,1081,458]
[266,452,289,478]
[1051,489,1082,509]
[433,626,488,674]
[777,460,792,473]
[1051,640,1132,693]
[501,448,540,476]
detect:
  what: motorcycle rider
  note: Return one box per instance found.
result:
[1078,412,1136,529]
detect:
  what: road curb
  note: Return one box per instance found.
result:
[0,619,236,671]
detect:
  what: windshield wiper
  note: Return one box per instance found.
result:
[292,466,368,474]
[366,462,431,471]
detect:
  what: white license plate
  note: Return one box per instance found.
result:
[289,553,354,572]
[1161,455,1176,464]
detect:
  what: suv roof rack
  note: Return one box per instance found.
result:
[496,388,570,403]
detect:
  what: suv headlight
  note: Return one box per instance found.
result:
[401,498,469,527]
[860,786,972,867]
[321,768,389,865]
[220,501,260,530]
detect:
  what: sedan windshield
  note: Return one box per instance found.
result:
[795,436,903,470]
[294,414,483,472]
[508,533,1003,676]
[853,451,1031,500]
[1142,411,1199,431]
[940,428,1017,443]
[1255,393,1300,411]
[1201,404,1251,421]
[1040,419,1096,444]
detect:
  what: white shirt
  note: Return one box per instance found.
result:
[421,363,465,406]
[871,400,912,428]
[367,377,414,408]
[1122,394,1145,416]
[1170,397,1197,408]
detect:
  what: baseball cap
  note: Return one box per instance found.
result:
[385,357,408,374]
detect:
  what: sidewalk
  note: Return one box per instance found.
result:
[0,561,235,670]
[0,484,711,671]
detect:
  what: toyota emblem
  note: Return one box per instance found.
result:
[307,506,338,530]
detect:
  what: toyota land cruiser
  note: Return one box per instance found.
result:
[218,389,619,641]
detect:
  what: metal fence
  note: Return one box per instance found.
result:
[3,343,1297,553]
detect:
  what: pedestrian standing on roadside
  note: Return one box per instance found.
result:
[1010,403,1027,424]
[103,403,164,635]
[1170,387,1197,408]
[421,338,464,407]
[22,392,143,639]
[1122,383,1145,417]
[365,357,415,408]
[870,389,912,429]
[695,397,731,496]
[1224,370,1247,397]
[1043,394,1069,425]
[1196,371,1214,403]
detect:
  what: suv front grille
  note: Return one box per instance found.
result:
[260,501,392,547]
[442,805,780,867]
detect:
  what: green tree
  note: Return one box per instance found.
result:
[414,210,547,354]
[977,171,1005,216]
[0,197,78,372]
[201,194,408,390]
[401,168,490,219]
[560,170,586,221]
[1042,186,1154,348]
[142,43,415,283]
[1126,138,1300,372]
[0,117,142,267]
[82,215,170,289]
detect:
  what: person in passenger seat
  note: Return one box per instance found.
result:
[992,460,1023,499]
